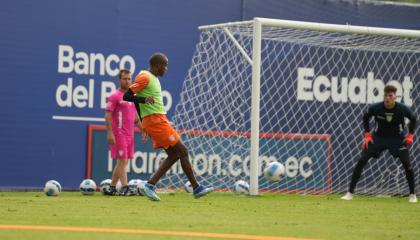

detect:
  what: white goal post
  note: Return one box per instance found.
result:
[162,18,420,196]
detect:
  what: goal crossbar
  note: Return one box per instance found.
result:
[200,18,420,39]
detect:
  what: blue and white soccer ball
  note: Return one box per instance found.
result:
[137,180,146,196]
[263,162,285,181]
[232,180,249,195]
[128,179,144,195]
[184,181,193,193]
[99,179,112,194]
[44,180,61,196]
[80,179,97,195]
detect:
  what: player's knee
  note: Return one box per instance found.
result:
[168,152,180,162]
[403,163,413,172]
[358,155,369,163]
[398,154,412,170]
[177,145,188,159]
[407,166,414,173]
[117,158,129,166]
[179,149,188,159]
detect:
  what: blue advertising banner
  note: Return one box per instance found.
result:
[88,126,330,193]
[1,0,419,189]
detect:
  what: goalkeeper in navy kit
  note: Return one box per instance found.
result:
[342,84,417,203]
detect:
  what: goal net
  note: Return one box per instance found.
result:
[160,18,420,195]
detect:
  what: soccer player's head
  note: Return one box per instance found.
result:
[118,69,132,91]
[149,53,168,77]
[383,84,397,108]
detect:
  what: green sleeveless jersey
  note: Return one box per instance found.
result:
[136,70,166,118]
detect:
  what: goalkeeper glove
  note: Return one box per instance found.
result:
[362,132,373,150]
[403,133,414,146]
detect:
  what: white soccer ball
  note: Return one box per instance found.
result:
[44,180,61,196]
[263,162,285,181]
[80,179,97,195]
[99,179,112,194]
[128,179,143,195]
[232,180,249,195]
[137,180,146,196]
[184,181,193,193]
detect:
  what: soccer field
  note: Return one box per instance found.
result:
[0,192,419,240]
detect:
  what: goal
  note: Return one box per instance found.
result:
[161,18,420,196]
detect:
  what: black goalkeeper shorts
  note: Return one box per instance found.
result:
[363,135,407,158]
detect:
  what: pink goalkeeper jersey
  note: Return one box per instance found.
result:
[105,89,136,137]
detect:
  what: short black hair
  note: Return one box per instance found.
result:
[384,84,397,94]
[149,53,167,67]
[118,69,131,79]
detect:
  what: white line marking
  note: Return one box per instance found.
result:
[52,115,105,122]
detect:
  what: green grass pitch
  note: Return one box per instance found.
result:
[0,191,419,240]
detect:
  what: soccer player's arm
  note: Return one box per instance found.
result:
[134,108,149,142]
[404,106,417,134]
[362,105,374,149]
[123,73,153,104]
[128,74,152,142]
[104,95,117,145]
[134,111,142,130]
[403,105,417,145]
[123,90,147,104]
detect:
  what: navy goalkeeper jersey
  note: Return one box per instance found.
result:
[363,102,416,138]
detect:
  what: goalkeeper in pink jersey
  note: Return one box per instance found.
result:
[104,69,153,196]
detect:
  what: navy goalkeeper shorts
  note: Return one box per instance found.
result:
[363,135,407,158]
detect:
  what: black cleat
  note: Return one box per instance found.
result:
[103,186,117,196]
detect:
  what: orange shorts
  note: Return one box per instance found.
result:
[142,114,180,149]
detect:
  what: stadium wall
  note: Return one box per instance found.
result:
[0,0,419,189]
